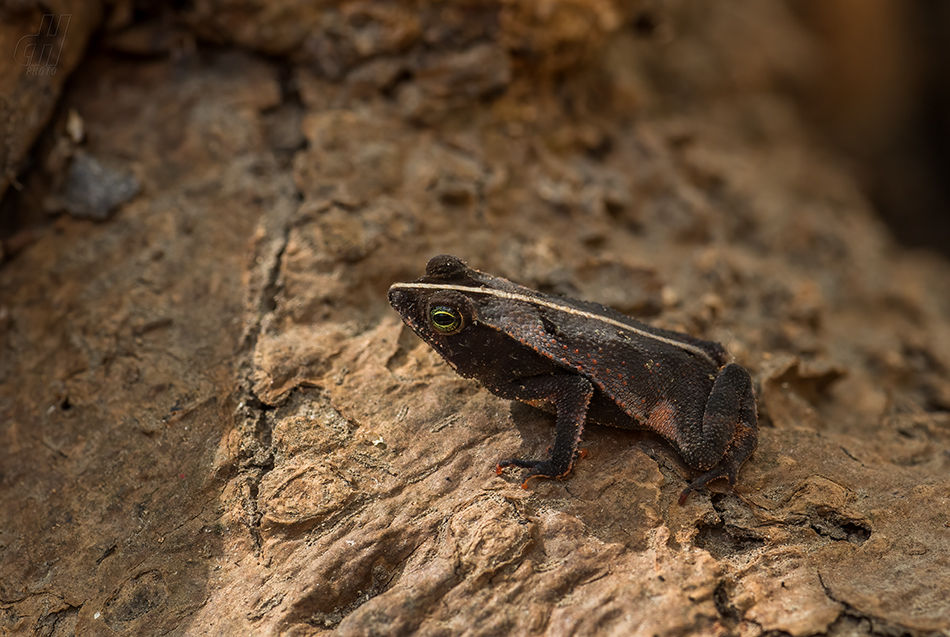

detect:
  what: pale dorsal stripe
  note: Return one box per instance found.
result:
[389,282,718,365]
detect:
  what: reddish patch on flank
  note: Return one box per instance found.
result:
[647,399,680,443]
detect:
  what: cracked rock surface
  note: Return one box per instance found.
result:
[1,2,950,636]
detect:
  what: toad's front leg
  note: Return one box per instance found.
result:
[494,375,593,486]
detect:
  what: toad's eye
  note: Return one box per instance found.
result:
[429,306,463,334]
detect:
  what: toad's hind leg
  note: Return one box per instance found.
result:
[679,363,758,504]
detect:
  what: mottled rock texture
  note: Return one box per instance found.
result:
[1,2,949,636]
[0,1,101,201]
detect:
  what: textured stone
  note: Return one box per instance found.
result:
[0,1,102,200]
[2,3,950,637]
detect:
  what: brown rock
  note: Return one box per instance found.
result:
[2,3,950,637]
[0,1,102,200]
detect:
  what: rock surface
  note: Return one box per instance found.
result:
[1,2,949,636]
[0,0,101,201]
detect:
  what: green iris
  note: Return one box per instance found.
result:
[429,306,463,333]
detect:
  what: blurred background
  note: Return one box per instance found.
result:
[2,0,950,258]
[795,0,950,257]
